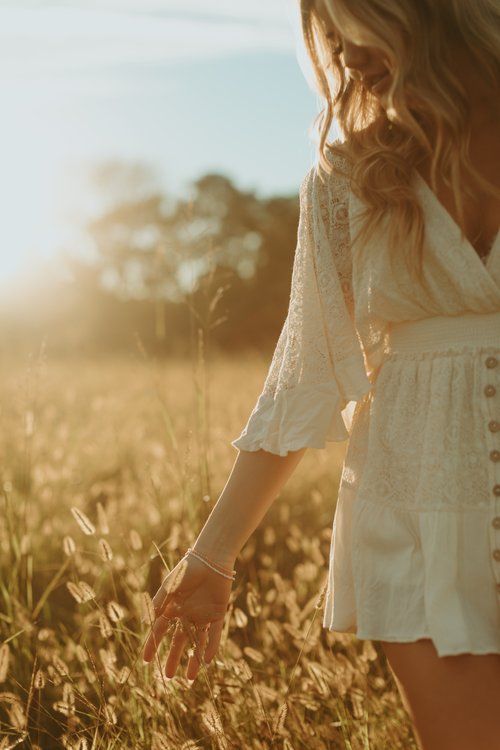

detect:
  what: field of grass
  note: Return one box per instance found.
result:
[0,347,418,749]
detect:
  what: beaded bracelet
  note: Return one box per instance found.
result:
[185,547,236,580]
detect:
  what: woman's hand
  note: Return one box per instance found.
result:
[141,552,234,680]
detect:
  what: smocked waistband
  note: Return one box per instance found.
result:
[384,310,500,355]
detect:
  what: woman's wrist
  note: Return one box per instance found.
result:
[186,547,236,580]
[190,539,237,571]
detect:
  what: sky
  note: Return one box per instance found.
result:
[0,0,340,287]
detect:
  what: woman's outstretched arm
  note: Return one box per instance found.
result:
[191,445,308,569]
[142,446,307,675]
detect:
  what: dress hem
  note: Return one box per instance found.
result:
[323,624,500,657]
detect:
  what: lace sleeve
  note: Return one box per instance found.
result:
[231,158,372,456]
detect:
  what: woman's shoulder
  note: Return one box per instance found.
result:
[325,138,353,169]
[314,141,353,207]
[301,141,353,262]
[302,139,352,204]
[313,141,353,216]
[314,122,386,194]
[323,121,384,171]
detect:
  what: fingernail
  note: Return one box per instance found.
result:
[186,678,195,686]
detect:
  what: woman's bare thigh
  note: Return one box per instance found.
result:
[379,638,500,750]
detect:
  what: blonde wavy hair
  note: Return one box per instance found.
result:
[300,0,500,282]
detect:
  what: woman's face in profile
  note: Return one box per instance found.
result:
[314,1,393,101]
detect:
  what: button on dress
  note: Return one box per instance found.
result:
[231,141,500,657]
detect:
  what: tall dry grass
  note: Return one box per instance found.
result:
[0,341,418,749]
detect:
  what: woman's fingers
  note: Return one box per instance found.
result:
[143,611,174,662]
[185,625,210,680]
[142,592,192,664]
[141,556,231,674]
[203,618,224,665]
[164,620,190,678]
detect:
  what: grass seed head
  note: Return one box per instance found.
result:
[71,508,96,536]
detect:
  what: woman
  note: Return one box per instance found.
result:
[142,1,500,747]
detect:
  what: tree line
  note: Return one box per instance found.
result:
[1,161,302,359]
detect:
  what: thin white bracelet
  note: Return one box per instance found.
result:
[186,546,236,575]
[185,548,236,580]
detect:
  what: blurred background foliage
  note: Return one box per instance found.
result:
[0,160,301,360]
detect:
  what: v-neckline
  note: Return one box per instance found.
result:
[413,168,500,273]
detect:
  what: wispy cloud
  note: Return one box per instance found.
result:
[43,0,289,24]
[0,0,300,77]
[0,0,290,23]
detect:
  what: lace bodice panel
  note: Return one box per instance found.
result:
[316,151,356,317]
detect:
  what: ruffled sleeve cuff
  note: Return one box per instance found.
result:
[231,366,372,457]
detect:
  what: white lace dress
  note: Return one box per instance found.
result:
[231,142,500,657]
